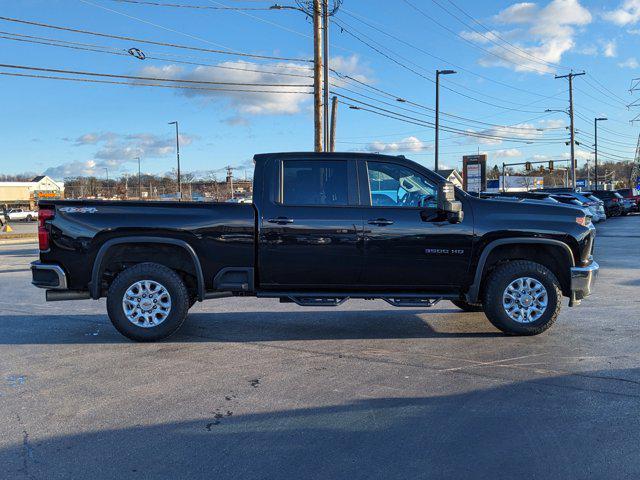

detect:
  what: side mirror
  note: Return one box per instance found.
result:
[437,181,463,224]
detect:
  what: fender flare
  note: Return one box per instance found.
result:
[465,238,574,304]
[90,236,205,301]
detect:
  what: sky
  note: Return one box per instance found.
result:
[0,0,639,180]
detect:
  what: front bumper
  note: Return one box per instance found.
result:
[31,261,67,290]
[569,260,599,306]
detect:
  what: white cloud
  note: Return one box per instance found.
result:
[135,55,370,120]
[366,136,429,153]
[464,0,592,74]
[603,40,618,57]
[44,160,98,179]
[330,55,373,83]
[539,118,566,128]
[629,28,640,34]
[560,149,592,161]
[45,132,197,179]
[618,57,639,68]
[468,122,544,145]
[494,148,523,158]
[604,0,640,26]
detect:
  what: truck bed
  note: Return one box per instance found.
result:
[39,199,256,292]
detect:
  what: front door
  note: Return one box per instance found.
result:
[258,157,364,289]
[359,160,474,290]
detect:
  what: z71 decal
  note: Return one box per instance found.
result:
[59,207,98,214]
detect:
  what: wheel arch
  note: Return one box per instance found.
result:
[466,238,574,304]
[90,236,205,301]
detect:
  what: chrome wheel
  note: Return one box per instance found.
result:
[502,277,548,324]
[122,280,171,328]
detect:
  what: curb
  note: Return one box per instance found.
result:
[0,237,38,245]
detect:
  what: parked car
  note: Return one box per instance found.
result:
[617,188,640,212]
[548,195,594,221]
[540,190,604,223]
[31,152,598,341]
[582,193,606,222]
[590,190,624,217]
[5,208,38,222]
[483,191,560,204]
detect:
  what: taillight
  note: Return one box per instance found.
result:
[38,208,55,251]
[576,216,590,226]
[611,198,619,203]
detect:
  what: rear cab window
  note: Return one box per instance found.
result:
[281,160,349,206]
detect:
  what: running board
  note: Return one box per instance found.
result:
[288,296,349,307]
[383,298,442,308]
[257,291,456,308]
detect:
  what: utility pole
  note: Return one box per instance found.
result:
[594,117,607,190]
[168,121,182,200]
[104,167,109,198]
[435,69,456,173]
[226,166,234,200]
[555,71,585,189]
[313,0,323,152]
[329,96,338,152]
[136,156,142,199]
[322,0,330,151]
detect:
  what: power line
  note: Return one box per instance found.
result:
[332,83,565,132]
[341,96,566,143]
[0,63,313,87]
[110,0,276,9]
[333,18,553,113]
[401,0,557,76]
[429,0,569,73]
[0,31,315,79]
[339,8,559,101]
[0,16,312,62]
[0,71,313,94]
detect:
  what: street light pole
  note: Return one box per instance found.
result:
[594,117,607,190]
[168,121,182,200]
[104,167,109,198]
[435,69,456,173]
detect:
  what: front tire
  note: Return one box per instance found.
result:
[106,262,190,342]
[483,260,562,336]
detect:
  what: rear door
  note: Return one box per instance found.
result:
[358,159,474,290]
[258,156,364,289]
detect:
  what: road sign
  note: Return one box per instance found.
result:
[576,179,587,188]
[462,154,487,193]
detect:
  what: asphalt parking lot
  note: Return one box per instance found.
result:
[1,215,639,480]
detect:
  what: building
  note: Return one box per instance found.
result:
[437,169,464,189]
[0,176,64,208]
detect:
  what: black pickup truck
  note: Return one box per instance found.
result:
[31,152,598,341]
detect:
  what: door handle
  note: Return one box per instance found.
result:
[267,217,294,225]
[368,218,394,226]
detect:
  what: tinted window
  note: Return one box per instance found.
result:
[282,160,348,206]
[367,161,437,208]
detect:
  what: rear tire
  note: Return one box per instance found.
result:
[451,299,483,312]
[482,260,561,336]
[106,262,189,342]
